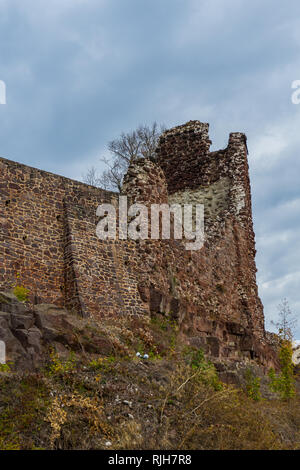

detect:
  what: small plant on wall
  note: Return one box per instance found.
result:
[13,272,30,302]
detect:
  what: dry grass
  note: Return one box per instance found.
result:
[0,314,299,450]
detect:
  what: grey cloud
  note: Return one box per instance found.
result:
[0,0,300,335]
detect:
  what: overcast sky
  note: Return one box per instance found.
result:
[0,0,300,337]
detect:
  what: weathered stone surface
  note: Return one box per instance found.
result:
[0,293,115,368]
[0,292,27,315]
[34,304,68,332]
[11,313,34,330]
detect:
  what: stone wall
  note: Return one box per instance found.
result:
[0,157,148,318]
[0,121,278,368]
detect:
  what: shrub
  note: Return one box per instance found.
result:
[89,355,116,371]
[13,285,29,302]
[245,368,261,401]
[184,347,222,391]
[48,349,76,376]
[45,391,111,449]
[157,362,280,450]
[268,340,296,400]
[0,363,11,373]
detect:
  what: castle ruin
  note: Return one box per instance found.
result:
[0,121,277,367]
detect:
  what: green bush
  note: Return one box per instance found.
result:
[245,368,261,401]
[48,350,76,376]
[268,340,296,400]
[13,285,29,302]
[184,347,222,391]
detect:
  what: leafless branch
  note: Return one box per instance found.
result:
[82,122,165,192]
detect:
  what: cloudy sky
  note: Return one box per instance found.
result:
[0,0,300,336]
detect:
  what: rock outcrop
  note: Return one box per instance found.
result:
[0,292,113,369]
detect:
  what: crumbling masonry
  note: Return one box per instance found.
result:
[0,121,277,367]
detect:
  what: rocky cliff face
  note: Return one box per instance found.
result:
[0,291,116,370]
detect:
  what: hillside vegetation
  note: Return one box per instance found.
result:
[0,311,300,450]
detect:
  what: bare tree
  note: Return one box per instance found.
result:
[82,166,102,187]
[271,298,297,341]
[82,122,165,192]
